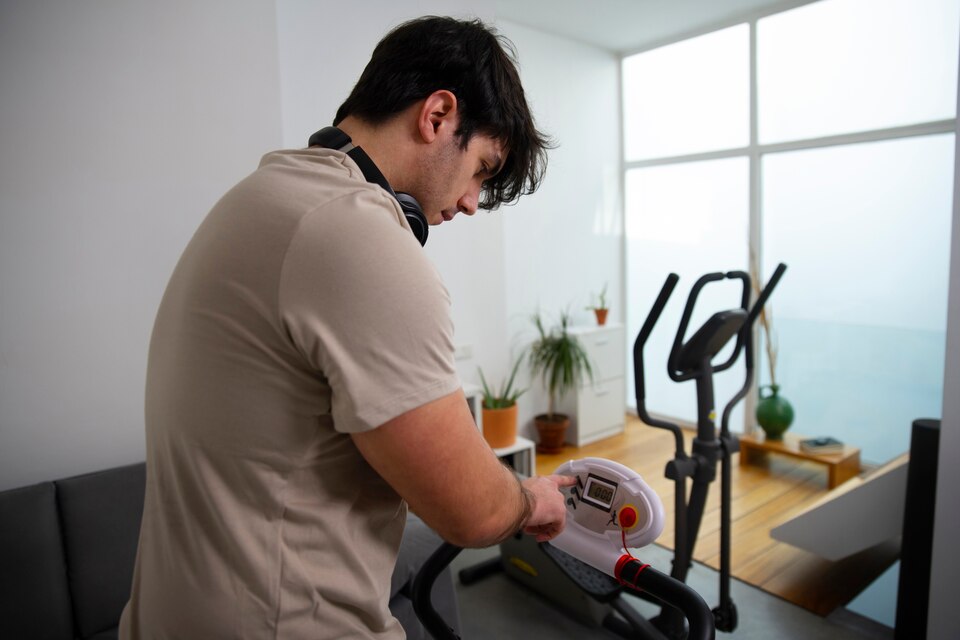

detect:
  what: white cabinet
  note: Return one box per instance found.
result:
[560,324,626,446]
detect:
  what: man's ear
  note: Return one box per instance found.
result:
[417,90,458,143]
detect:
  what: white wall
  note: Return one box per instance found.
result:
[0,0,282,490]
[496,21,623,438]
[927,45,960,638]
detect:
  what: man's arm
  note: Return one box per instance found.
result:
[351,388,573,548]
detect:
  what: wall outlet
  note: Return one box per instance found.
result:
[454,343,473,360]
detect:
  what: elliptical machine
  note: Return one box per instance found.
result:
[423,266,787,639]
[633,264,786,635]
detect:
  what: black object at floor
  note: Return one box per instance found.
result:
[894,418,940,640]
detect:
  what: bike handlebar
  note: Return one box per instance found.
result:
[618,559,716,640]
[632,274,686,454]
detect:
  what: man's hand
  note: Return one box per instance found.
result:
[520,474,577,542]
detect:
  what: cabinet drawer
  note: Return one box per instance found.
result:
[570,378,625,445]
[573,325,625,383]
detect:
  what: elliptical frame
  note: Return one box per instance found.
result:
[633,264,786,635]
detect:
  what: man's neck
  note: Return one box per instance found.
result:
[337,110,425,193]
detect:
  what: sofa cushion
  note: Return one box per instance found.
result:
[55,463,145,639]
[0,481,75,640]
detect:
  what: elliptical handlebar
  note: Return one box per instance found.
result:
[634,264,788,449]
[667,272,725,382]
[745,262,788,328]
[718,262,788,436]
[633,273,686,455]
[708,271,751,375]
[634,273,680,355]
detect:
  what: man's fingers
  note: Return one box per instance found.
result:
[550,474,577,487]
[524,523,562,542]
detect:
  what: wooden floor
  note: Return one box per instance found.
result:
[534,416,899,616]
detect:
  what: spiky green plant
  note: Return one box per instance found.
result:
[478,354,527,409]
[528,311,594,418]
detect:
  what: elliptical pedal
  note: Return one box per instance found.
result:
[540,541,622,603]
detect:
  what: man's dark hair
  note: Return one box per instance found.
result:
[334,16,551,210]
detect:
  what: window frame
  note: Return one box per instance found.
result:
[620,1,958,430]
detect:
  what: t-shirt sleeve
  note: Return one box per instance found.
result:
[278,187,461,433]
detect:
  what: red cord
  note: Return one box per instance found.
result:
[616,525,649,589]
[621,528,633,558]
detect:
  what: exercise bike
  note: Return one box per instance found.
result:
[411,457,716,640]
[633,264,786,635]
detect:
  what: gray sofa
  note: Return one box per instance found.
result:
[0,462,460,639]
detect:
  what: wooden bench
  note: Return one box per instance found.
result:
[738,432,861,489]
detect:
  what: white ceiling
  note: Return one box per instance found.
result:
[493,0,818,54]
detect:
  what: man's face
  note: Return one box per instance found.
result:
[412,132,507,226]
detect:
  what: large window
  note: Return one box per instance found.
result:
[624,0,958,464]
[623,25,749,160]
[758,0,958,143]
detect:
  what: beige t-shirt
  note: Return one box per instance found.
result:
[119,149,461,639]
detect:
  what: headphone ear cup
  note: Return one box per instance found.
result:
[395,192,428,246]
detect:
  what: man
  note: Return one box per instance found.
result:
[120,16,572,639]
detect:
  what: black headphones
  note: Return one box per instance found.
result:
[307,126,428,246]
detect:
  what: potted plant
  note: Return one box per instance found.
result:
[585,283,609,326]
[477,355,526,449]
[528,311,594,453]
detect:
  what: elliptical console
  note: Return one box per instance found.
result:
[550,457,665,576]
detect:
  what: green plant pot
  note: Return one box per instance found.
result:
[756,384,794,440]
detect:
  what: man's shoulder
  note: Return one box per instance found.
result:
[249,148,401,220]
[257,148,363,193]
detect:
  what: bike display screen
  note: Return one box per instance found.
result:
[581,475,617,511]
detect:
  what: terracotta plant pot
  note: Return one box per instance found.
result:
[534,413,570,453]
[593,308,609,326]
[481,404,518,449]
